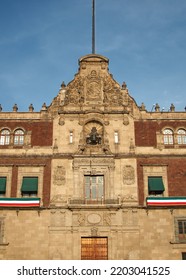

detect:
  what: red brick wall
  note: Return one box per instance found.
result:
[0,120,53,147]
[135,120,186,147]
[137,157,186,205]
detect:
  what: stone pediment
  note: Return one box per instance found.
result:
[49,54,138,114]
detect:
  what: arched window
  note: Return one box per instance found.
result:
[177,129,186,145]
[0,129,10,145]
[14,129,24,145]
[163,129,173,145]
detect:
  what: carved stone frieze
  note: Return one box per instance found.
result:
[78,213,86,226]
[103,213,111,226]
[103,75,123,105]
[53,166,66,186]
[72,213,86,226]
[73,157,115,170]
[87,213,101,224]
[59,116,65,126]
[86,70,102,101]
[123,165,135,185]
[91,227,98,236]
[121,195,137,202]
[65,76,84,105]
[123,114,129,126]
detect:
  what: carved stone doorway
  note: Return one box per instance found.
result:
[81,237,108,260]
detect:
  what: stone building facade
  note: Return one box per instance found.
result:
[0,54,186,260]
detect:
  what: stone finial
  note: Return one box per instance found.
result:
[13,104,18,112]
[41,102,47,111]
[29,104,34,112]
[170,103,175,112]
[140,102,146,111]
[61,81,66,89]
[0,104,2,112]
[155,103,160,112]
[122,82,127,89]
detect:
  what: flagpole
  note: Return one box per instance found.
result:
[92,0,95,54]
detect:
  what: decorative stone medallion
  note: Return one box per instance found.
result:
[123,165,135,185]
[87,213,101,224]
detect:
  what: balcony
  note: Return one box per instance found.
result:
[68,197,120,209]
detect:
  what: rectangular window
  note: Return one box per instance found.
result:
[178,220,186,242]
[148,176,165,196]
[0,177,6,196]
[21,177,38,197]
[175,218,186,243]
[69,131,73,144]
[114,132,119,144]
[84,175,104,202]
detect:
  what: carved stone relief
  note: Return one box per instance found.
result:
[123,165,135,185]
[87,213,101,224]
[103,75,123,105]
[65,76,84,105]
[103,213,111,226]
[123,114,129,126]
[91,227,98,236]
[73,158,115,170]
[78,213,86,226]
[72,213,86,226]
[53,166,66,186]
[86,71,102,101]
[59,116,65,126]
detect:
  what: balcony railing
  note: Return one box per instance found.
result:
[68,198,120,205]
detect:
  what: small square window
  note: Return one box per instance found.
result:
[175,218,186,243]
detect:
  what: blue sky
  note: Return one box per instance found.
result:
[0,0,186,112]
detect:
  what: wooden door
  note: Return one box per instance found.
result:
[81,237,108,260]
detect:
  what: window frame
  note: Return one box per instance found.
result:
[13,129,24,146]
[143,165,168,205]
[114,131,119,144]
[177,129,186,145]
[163,128,174,145]
[21,176,38,197]
[17,166,44,201]
[84,175,104,202]
[69,131,73,144]
[175,217,186,243]
[148,176,165,196]
[0,129,10,145]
